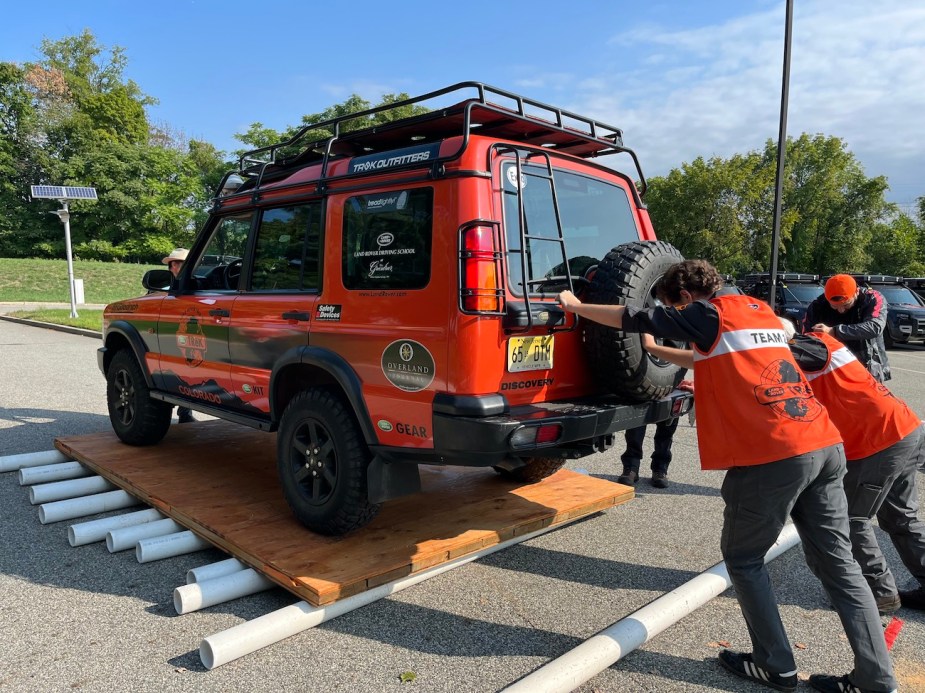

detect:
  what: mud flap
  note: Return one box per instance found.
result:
[367,455,422,504]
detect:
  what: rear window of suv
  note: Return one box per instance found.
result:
[501,162,639,295]
[342,187,433,290]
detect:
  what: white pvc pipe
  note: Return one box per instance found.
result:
[175,568,274,614]
[107,518,183,552]
[39,490,141,524]
[68,508,164,547]
[136,530,211,563]
[0,449,70,473]
[503,523,802,693]
[29,475,115,505]
[19,461,90,486]
[200,521,571,669]
[187,558,247,584]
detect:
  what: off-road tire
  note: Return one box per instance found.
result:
[106,349,172,445]
[496,457,566,483]
[584,241,686,402]
[277,388,379,535]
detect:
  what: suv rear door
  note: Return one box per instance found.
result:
[227,202,324,414]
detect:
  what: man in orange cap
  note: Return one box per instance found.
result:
[803,274,890,382]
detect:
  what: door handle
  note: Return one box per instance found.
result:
[209,308,230,318]
[282,311,311,322]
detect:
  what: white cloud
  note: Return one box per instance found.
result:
[571,1,925,203]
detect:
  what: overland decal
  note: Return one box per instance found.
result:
[381,340,435,392]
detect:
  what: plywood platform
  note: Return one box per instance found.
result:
[55,421,632,606]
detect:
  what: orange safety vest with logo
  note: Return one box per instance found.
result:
[801,331,920,460]
[692,295,842,470]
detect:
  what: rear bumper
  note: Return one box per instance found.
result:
[420,390,693,466]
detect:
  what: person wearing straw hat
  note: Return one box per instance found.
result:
[160,248,195,424]
[803,274,890,382]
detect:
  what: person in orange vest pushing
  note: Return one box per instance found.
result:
[558,259,896,693]
[779,317,925,615]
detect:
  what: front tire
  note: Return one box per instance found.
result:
[106,349,172,445]
[276,388,379,535]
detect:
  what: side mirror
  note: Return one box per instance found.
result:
[143,268,173,292]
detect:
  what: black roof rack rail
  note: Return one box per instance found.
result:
[849,274,904,284]
[216,81,645,205]
[742,272,820,283]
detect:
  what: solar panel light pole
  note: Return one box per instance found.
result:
[30,185,98,318]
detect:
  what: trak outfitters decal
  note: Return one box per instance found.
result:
[348,143,440,175]
[176,307,207,367]
[381,340,435,392]
[753,360,824,422]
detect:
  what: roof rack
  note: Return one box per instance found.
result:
[215,81,645,204]
[849,274,904,284]
[742,272,820,283]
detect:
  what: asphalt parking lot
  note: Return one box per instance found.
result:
[1,318,923,693]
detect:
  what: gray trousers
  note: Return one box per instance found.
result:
[844,426,925,598]
[721,443,896,692]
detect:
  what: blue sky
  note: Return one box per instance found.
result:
[3,0,923,209]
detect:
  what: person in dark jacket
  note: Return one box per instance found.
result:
[803,274,891,382]
[782,318,925,615]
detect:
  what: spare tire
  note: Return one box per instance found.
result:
[583,241,686,402]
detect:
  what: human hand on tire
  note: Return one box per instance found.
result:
[557,290,581,311]
[678,379,695,393]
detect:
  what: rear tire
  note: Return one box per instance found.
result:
[276,388,379,535]
[106,349,172,445]
[495,457,566,483]
[583,241,686,402]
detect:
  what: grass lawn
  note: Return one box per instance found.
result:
[7,308,104,332]
[0,257,159,304]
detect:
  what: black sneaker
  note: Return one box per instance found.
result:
[808,673,883,693]
[899,586,925,610]
[650,471,669,488]
[617,469,638,486]
[718,650,797,692]
[875,593,900,614]
[177,409,196,424]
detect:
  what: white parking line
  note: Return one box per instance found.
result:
[892,366,925,376]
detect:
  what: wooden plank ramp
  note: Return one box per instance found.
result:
[55,420,632,606]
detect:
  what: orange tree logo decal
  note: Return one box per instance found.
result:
[753,359,823,422]
[176,307,208,367]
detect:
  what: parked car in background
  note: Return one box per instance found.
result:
[850,275,925,348]
[740,273,824,326]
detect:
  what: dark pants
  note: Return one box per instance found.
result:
[721,444,895,691]
[844,426,925,599]
[621,417,680,474]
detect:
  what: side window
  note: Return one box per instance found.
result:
[342,188,433,290]
[190,213,252,290]
[250,204,321,291]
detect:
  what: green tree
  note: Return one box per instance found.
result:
[646,134,892,276]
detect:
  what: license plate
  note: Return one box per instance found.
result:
[507,336,554,372]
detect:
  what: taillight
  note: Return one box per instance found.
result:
[460,222,504,313]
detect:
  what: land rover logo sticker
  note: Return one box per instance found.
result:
[377,232,395,247]
[377,420,393,432]
[381,340,435,392]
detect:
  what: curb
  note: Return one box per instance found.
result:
[0,314,101,339]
